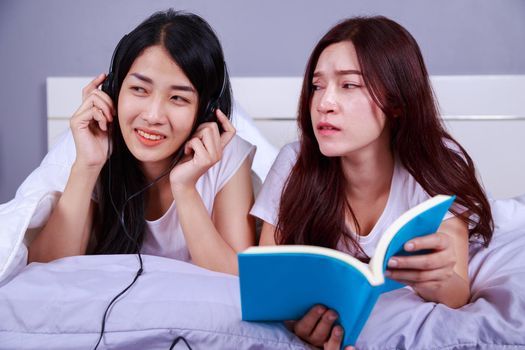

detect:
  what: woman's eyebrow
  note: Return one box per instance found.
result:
[130,73,195,93]
[313,69,362,78]
[336,69,362,76]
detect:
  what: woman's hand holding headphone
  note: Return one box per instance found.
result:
[70,73,115,170]
[169,109,235,194]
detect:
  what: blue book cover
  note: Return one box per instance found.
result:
[238,195,455,348]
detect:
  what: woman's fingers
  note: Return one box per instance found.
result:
[79,74,115,123]
[293,305,325,340]
[76,87,115,121]
[86,93,114,123]
[184,137,212,165]
[387,231,457,285]
[307,309,339,346]
[387,266,454,284]
[216,109,235,148]
[90,89,115,116]
[323,326,345,350]
[72,100,112,132]
[195,121,220,148]
[201,131,219,161]
[192,122,223,163]
[171,112,235,189]
[388,249,456,271]
[69,75,113,169]
[72,107,107,132]
[82,73,106,100]
[92,107,108,132]
[292,308,343,349]
[193,110,235,152]
[404,232,450,253]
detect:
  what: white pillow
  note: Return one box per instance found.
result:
[0,255,307,350]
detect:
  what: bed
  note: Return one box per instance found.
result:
[0,75,524,349]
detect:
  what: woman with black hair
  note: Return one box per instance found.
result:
[252,16,493,349]
[28,10,255,275]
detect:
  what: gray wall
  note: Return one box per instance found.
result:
[1,0,524,202]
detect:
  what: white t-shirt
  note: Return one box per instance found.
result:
[251,142,455,257]
[141,135,255,261]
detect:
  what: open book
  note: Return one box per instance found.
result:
[238,195,455,348]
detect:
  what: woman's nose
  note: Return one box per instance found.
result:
[317,87,338,114]
[141,97,165,124]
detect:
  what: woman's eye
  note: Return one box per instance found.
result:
[171,95,189,103]
[312,84,322,91]
[131,86,146,93]
[343,83,360,89]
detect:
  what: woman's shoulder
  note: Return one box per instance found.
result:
[274,141,300,165]
[218,134,256,169]
[281,141,300,155]
[261,141,299,179]
[250,142,300,225]
[200,135,255,195]
[224,134,256,154]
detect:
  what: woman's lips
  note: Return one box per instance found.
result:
[135,128,166,146]
[317,122,341,136]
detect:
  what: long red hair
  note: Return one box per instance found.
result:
[276,16,493,255]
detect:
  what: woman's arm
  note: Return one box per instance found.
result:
[212,157,256,253]
[258,221,277,246]
[386,215,470,308]
[170,110,255,275]
[28,165,98,263]
[28,74,113,263]
[173,156,255,275]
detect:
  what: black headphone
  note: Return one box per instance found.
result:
[202,64,228,132]
[101,34,228,131]
[101,34,128,100]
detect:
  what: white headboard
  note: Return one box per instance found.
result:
[47,75,525,198]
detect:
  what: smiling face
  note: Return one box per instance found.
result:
[117,45,198,176]
[310,41,389,160]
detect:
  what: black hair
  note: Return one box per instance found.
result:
[90,9,232,254]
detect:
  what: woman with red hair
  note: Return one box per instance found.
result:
[252,16,493,349]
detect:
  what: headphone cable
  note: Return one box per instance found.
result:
[92,132,183,350]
